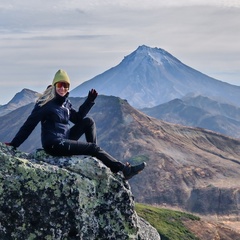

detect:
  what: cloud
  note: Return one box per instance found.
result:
[0,0,240,104]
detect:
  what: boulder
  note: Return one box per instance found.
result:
[0,143,160,240]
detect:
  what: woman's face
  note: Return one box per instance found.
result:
[55,82,69,97]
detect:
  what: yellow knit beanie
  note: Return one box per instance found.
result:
[52,69,71,86]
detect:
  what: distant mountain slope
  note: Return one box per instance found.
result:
[141,95,240,139]
[0,88,37,117]
[183,95,240,121]
[0,102,40,151]
[1,95,240,217]
[70,45,240,108]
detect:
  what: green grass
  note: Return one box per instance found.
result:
[135,203,200,240]
[129,155,149,164]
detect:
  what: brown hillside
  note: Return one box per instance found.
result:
[86,96,240,217]
[1,96,240,218]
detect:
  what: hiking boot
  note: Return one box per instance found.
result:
[122,162,146,180]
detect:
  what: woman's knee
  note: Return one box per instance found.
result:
[83,117,95,126]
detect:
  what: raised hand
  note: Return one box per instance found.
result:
[87,89,98,102]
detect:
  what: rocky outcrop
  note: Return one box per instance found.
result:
[0,143,160,240]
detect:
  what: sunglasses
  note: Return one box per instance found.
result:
[55,82,69,89]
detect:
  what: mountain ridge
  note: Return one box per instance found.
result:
[0,88,37,117]
[141,95,240,139]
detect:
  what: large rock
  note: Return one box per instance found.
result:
[0,143,160,240]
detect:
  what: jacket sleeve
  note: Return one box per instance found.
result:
[10,104,43,148]
[69,98,95,124]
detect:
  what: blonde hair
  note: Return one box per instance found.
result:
[36,85,56,107]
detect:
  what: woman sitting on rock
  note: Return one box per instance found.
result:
[6,69,146,180]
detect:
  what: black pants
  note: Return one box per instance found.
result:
[45,117,124,173]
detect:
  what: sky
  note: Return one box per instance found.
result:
[0,0,240,104]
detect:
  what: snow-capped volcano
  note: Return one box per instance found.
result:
[71,45,240,108]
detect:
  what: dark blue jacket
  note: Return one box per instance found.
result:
[11,94,94,148]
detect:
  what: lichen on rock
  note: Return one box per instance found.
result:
[0,143,160,240]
